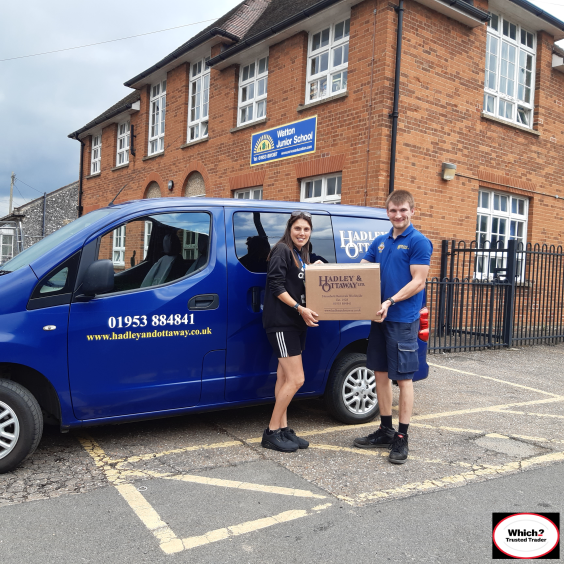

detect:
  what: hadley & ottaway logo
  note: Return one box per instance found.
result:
[250,116,317,166]
[492,512,560,559]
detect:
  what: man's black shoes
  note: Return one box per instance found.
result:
[388,432,409,464]
[353,425,396,448]
[261,428,299,452]
[282,427,309,449]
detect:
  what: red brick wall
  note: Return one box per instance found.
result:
[79,0,564,277]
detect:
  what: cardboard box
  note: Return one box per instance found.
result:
[305,263,381,321]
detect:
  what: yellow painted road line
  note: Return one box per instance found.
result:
[177,508,327,553]
[116,440,243,469]
[409,422,484,434]
[78,433,331,555]
[246,398,563,445]
[116,483,183,554]
[488,408,564,420]
[158,473,326,499]
[310,444,484,469]
[428,362,562,397]
[410,396,564,422]
[353,450,564,503]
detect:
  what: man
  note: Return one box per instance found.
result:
[354,190,432,464]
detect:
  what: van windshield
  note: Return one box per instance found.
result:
[0,209,115,273]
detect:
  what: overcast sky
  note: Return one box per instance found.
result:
[1,0,563,218]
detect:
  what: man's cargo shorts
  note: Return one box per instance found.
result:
[366,319,419,380]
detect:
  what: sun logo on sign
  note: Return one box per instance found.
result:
[254,135,275,154]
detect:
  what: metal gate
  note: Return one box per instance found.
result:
[426,240,564,352]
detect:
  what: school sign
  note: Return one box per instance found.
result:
[250,117,317,166]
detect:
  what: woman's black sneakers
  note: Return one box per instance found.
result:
[261,428,298,452]
[282,427,309,449]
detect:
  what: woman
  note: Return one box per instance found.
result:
[261,211,319,452]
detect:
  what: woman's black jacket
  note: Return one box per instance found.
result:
[262,244,307,334]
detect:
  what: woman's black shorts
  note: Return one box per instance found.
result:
[267,330,307,358]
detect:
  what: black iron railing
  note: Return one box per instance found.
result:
[426,240,564,352]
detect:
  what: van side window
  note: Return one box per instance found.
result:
[97,212,211,293]
[331,215,391,262]
[28,252,81,310]
[233,212,336,273]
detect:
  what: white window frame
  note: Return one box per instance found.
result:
[143,221,152,259]
[483,12,536,129]
[116,120,130,166]
[238,55,269,126]
[475,189,528,280]
[234,187,263,200]
[300,174,342,204]
[148,79,167,155]
[183,231,199,260]
[305,17,350,104]
[0,232,14,264]
[91,133,102,174]
[188,57,210,141]
[112,226,126,266]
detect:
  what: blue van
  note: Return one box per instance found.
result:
[0,198,428,472]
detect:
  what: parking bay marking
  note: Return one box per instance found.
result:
[346,449,564,503]
[427,362,562,397]
[77,434,329,554]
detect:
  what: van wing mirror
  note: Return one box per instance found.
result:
[81,260,114,296]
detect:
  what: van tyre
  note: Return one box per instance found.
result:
[0,379,43,474]
[324,353,379,424]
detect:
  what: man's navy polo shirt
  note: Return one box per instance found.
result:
[364,223,433,323]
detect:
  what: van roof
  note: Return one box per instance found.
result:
[109,197,389,220]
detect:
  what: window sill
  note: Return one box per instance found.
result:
[142,151,164,161]
[297,91,348,112]
[111,163,129,172]
[85,172,101,179]
[231,117,267,134]
[180,137,209,149]
[481,112,540,136]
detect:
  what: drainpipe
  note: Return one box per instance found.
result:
[42,192,47,238]
[76,136,85,217]
[364,6,378,207]
[389,0,404,195]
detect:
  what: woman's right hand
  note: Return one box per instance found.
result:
[299,307,319,327]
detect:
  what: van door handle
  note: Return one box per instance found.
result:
[249,287,263,313]
[188,294,219,310]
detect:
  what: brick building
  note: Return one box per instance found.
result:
[68,0,564,276]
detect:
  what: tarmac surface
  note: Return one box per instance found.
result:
[1,344,563,562]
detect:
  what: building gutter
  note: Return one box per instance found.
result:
[77,138,85,217]
[124,28,240,87]
[68,101,137,140]
[506,0,564,36]
[389,0,404,195]
[207,0,355,67]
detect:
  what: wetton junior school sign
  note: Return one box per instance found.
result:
[250,116,317,166]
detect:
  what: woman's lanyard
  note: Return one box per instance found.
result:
[294,248,306,279]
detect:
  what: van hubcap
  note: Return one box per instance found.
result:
[342,367,378,415]
[0,401,20,460]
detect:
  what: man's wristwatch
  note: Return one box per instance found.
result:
[293,302,300,311]
[385,297,396,306]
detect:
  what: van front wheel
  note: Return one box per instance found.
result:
[0,379,43,474]
[324,353,379,424]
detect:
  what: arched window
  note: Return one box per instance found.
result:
[184,172,205,198]
[145,181,161,199]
